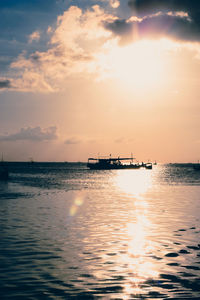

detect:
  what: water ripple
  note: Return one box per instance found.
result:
[1,163,200,298]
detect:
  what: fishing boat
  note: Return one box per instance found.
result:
[87,156,141,170]
[87,154,153,170]
[144,162,153,169]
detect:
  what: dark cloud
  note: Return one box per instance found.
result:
[128,0,200,18]
[139,13,200,42]
[30,53,41,64]
[0,79,11,89]
[104,19,134,44]
[0,126,57,141]
[104,1,200,43]
[105,19,133,36]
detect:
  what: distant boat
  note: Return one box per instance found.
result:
[144,162,153,169]
[87,155,152,170]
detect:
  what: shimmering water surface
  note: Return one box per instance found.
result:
[1,163,200,299]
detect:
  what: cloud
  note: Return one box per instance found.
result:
[97,0,120,9]
[6,3,200,92]
[114,137,135,143]
[110,0,120,9]
[10,5,114,92]
[65,137,81,145]
[103,1,200,43]
[64,136,98,145]
[28,31,40,43]
[104,9,200,44]
[0,126,57,142]
[104,18,135,44]
[128,0,200,17]
[0,79,11,89]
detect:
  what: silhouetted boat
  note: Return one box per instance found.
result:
[87,156,152,170]
[87,157,140,170]
[144,162,153,169]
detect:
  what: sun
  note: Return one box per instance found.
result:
[99,39,170,93]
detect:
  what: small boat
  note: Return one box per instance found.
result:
[140,161,153,169]
[87,155,149,170]
[144,162,153,169]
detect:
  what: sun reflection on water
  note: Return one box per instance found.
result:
[115,169,159,296]
[115,169,153,198]
[124,214,159,295]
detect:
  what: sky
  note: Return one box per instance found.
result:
[0,0,200,162]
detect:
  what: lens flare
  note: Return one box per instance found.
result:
[69,191,85,216]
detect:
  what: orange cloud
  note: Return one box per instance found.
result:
[6,4,200,94]
[110,0,120,8]
[10,5,115,93]
[28,31,41,43]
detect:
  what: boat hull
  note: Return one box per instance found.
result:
[87,163,141,170]
[87,156,152,170]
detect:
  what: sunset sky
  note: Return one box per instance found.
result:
[0,0,200,162]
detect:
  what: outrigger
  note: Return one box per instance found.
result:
[87,156,152,170]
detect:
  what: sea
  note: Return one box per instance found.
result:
[1,162,200,299]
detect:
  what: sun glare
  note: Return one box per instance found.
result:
[113,173,159,295]
[99,39,172,93]
[115,169,152,198]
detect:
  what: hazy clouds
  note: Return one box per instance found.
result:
[2,2,200,93]
[0,126,57,142]
[7,5,113,92]
[65,137,81,145]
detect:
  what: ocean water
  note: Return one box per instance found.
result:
[1,162,200,299]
